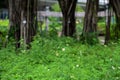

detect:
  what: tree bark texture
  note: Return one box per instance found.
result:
[58,0,77,37]
[8,0,37,49]
[105,3,111,45]
[82,0,99,44]
[110,0,120,40]
[21,0,37,48]
[8,0,21,48]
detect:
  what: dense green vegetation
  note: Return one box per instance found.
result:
[0,20,9,48]
[1,0,120,79]
[0,35,120,80]
[0,19,119,79]
[0,17,120,80]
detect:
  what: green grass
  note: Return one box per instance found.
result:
[0,20,9,27]
[0,36,120,80]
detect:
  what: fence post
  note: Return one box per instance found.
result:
[45,6,50,34]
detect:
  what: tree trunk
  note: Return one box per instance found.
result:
[8,0,21,48]
[110,0,120,40]
[82,0,99,44]
[20,0,38,49]
[8,0,37,49]
[58,0,77,37]
[105,3,111,45]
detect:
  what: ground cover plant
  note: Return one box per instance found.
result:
[0,17,120,80]
[0,35,120,80]
[1,0,120,80]
[0,20,9,48]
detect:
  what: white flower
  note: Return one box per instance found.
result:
[116,77,119,80]
[110,58,112,61]
[48,69,50,71]
[76,64,79,67]
[62,48,65,51]
[112,66,115,70]
[66,44,69,46]
[56,53,59,56]
[70,75,75,79]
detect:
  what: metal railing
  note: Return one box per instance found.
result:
[37,11,108,21]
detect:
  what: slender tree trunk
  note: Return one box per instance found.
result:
[82,0,99,44]
[21,0,37,48]
[110,0,120,40]
[58,0,77,37]
[105,3,111,45]
[8,0,21,48]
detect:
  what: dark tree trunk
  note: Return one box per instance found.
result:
[110,0,120,40]
[82,0,99,44]
[20,0,38,49]
[8,0,38,49]
[105,3,111,45]
[8,0,21,48]
[58,0,77,37]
